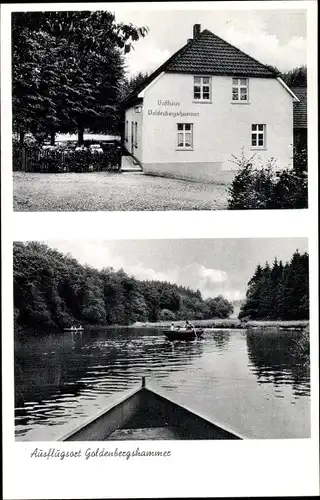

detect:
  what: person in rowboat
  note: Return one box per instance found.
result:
[184,320,194,330]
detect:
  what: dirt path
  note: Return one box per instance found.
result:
[13,171,229,211]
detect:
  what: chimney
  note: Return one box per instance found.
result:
[193,24,201,39]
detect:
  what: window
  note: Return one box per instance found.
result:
[194,76,211,101]
[251,124,266,148]
[177,123,193,149]
[125,120,128,141]
[232,78,249,101]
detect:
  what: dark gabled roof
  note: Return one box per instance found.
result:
[122,40,193,107]
[122,28,277,107]
[165,29,276,77]
[292,87,307,129]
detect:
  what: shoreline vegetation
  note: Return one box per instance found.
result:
[87,318,309,332]
[16,319,309,334]
[14,243,309,336]
[13,242,234,332]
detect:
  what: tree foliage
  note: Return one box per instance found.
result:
[119,71,149,100]
[264,65,307,88]
[12,11,148,143]
[13,242,234,331]
[239,250,309,320]
[280,66,307,88]
[227,150,308,210]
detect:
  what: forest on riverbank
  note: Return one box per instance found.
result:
[239,250,309,320]
[13,242,234,331]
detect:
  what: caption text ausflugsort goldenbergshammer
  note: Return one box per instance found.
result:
[30,447,172,460]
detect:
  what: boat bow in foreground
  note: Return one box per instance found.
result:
[59,377,244,441]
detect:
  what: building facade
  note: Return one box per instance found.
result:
[123,25,299,184]
[292,87,307,153]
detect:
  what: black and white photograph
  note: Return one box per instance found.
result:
[14,238,310,442]
[1,1,319,499]
[11,7,308,211]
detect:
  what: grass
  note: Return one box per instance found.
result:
[13,171,229,211]
[130,318,309,330]
[244,320,309,328]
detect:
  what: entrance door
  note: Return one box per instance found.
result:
[131,122,134,154]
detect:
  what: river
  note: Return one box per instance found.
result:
[14,327,310,440]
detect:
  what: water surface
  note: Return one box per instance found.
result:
[14,327,310,440]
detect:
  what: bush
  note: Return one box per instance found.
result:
[159,309,176,321]
[227,150,308,210]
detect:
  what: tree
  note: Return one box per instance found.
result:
[263,65,307,88]
[281,250,309,320]
[280,66,307,87]
[239,264,263,319]
[205,296,234,318]
[13,242,235,331]
[12,11,148,143]
[120,71,149,100]
[159,309,176,321]
[239,252,309,321]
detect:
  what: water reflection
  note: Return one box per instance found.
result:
[15,327,310,439]
[15,327,205,430]
[210,330,231,351]
[246,330,310,397]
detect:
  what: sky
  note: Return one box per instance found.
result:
[46,238,308,302]
[111,7,307,76]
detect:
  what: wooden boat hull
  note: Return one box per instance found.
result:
[163,329,203,341]
[59,378,243,441]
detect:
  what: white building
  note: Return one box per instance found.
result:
[123,24,299,184]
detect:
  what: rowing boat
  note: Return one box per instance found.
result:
[163,328,204,341]
[59,377,244,441]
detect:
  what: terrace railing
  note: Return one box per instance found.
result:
[13,143,122,173]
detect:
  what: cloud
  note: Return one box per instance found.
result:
[47,241,246,302]
[123,18,306,76]
[121,262,239,301]
[213,289,243,302]
[115,261,245,302]
[114,261,228,297]
[223,26,306,72]
[125,44,171,76]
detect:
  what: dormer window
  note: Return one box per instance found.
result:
[232,78,249,101]
[194,76,211,101]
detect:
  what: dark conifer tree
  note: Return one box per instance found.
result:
[239,251,309,321]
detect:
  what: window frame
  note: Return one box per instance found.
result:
[176,123,194,150]
[193,76,212,102]
[232,77,249,103]
[251,124,266,149]
[125,120,128,142]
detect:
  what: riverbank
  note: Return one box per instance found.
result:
[114,318,309,331]
[15,318,309,335]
